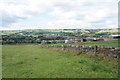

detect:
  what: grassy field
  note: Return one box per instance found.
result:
[49,40,119,47]
[76,40,119,47]
[2,45,118,78]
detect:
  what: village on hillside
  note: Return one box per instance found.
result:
[1,29,120,45]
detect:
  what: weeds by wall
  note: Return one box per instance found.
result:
[45,45,120,58]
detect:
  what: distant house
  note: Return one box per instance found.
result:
[86,38,104,41]
[41,40,65,44]
[55,40,65,43]
[48,40,64,44]
[65,37,84,43]
[65,40,68,43]
[43,34,60,38]
[65,39,73,44]
[41,40,47,45]
[109,34,120,39]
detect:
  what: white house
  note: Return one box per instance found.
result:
[109,34,120,39]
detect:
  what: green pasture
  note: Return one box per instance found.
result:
[2,45,118,78]
[77,40,119,47]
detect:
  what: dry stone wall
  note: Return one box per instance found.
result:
[46,45,120,58]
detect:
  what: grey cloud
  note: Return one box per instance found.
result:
[2,14,26,27]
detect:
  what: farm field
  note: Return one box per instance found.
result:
[49,40,119,47]
[76,40,119,47]
[2,45,118,78]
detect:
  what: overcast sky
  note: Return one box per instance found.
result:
[0,0,119,30]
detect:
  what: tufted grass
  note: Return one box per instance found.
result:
[2,45,118,78]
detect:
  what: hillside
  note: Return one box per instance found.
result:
[1,28,119,38]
